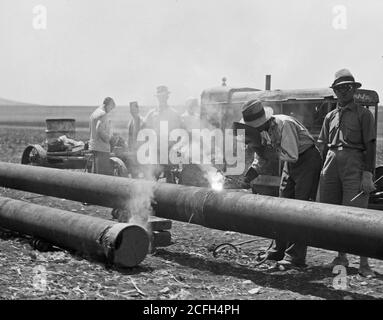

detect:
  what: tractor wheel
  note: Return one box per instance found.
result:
[21,145,47,166]
[110,157,129,177]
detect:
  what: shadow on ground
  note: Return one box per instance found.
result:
[155,248,378,300]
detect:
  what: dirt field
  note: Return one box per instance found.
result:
[1,127,383,300]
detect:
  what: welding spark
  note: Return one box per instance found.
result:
[206,170,225,192]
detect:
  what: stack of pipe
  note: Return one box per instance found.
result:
[0,196,148,268]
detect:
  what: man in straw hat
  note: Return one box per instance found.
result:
[144,86,181,133]
[234,99,322,268]
[318,69,376,277]
[143,85,182,180]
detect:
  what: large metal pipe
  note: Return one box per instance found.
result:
[1,162,383,260]
[0,195,149,267]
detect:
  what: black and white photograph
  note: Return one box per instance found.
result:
[1,0,383,307]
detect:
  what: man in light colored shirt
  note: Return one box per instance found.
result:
[89,97,115,175]
[318,69,376,277]
[144,86,182,134]
[234,99,322,268]
[143,86,182,181]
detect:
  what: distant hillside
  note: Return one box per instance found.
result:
[0,97,42,106]
[0,96,186,128]
[0,96,381,136]
[0,101,161,129]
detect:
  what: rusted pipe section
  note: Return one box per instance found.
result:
[1,162,383,259]
[0,195,149,267]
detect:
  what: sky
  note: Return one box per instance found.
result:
[0,0,382,106]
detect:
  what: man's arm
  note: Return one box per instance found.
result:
[360,110,377,193]
[278,121,299,162]
[318,144,329,166]
[361,110,377,172]
[249,149,267,172]
[360,140,376,194]
[317,114,330,164]
[364,140,376,173]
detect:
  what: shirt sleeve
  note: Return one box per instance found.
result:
[317,114,329,145]
[250,151,267,172]
[279,121,299,162]
[361,109,376,145]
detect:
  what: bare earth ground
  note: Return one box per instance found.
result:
[1,127,383,300]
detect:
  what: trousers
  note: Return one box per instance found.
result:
[93,151,112,176]
[269,145,322,264]
[320,149,368,208]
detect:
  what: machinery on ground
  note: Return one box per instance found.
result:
[21,118,128,177]
[186,77,383,208]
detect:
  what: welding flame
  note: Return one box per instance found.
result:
[205,169,225,191]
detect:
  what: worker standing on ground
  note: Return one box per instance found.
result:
[126,101,143,178]
[89,97,116,175]
[234,99,322,268]
[143,86,182,181]
[318,69,376,277]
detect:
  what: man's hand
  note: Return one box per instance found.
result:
[235,176,251,189]
[360,171,376,194]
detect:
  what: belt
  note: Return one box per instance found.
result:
[329,146,363,151]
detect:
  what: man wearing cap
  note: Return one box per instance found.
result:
[318,69,376,277]
[234,99,322,267]
[89,97,116,175]
[143,86,182,180]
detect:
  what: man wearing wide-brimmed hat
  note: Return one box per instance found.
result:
[234,99,322,268]
[143,86,182,180]
[318,69,376,277]
[144,85,182,133]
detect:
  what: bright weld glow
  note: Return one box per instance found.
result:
[208,171,224,192]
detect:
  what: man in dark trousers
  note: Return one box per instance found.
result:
[234,99,322,268]
[318,69,376,277]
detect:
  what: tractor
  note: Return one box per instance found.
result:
[180,77,383,209]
